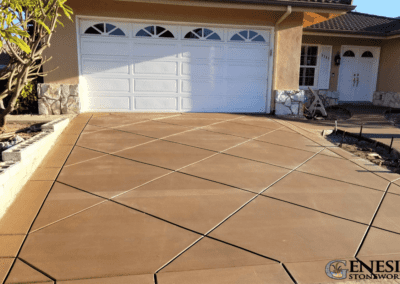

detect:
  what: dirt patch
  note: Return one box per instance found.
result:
[385,110,400,127]
[305,106,352,121]
[1,122,43,141]
[326,132,400,174]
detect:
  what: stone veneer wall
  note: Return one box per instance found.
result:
[373,91,400,108]
[304,90,340,108]
[38,84,80,115]
[275,90,305,117]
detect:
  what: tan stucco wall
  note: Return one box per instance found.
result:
[377,37,400,93]
[44,0,288,84]
[274,13,304,91]
[302,35,382,91]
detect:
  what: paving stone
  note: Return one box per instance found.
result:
[203,121,274,139]
[31,183,105,232]
[180,113,241,120]
[77,129,155,153]
[0,181,53,235]
[372,192,400,234]
[234,116,286,130]
[19,202,199,280]
[157,264,293,284]
[5,259,52,283]
[358,228,400,258]
[0,235,25,257]
[40,145,74,168]
[117,140,215,170]
[88,114,157,128]
[64,146,105,167]
[59,274,154,283]
[30,167,60,181]
[116,120,189,139]
[56,133,80,146]
[58,155,171,198]
[81,124,105,134]
[179,154,290,193]
[161,237,275,273]
[114,172,255,233]
[0,259,14,283]
[256,130,324,153]
[225,140,315,169]
[165,129,247,152]
[297,154,389,191]
[263,171,384,224]
[285,258,357,284]
[157,117,222,127]
[389,183,400,195]
[209,197,367,263]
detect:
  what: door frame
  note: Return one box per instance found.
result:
[338,45,381,102]
[75,15,275,113]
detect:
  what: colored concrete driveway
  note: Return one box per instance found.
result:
[2,113,400,284]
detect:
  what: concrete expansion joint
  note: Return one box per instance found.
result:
[354,181,392,258]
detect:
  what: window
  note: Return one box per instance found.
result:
[230,30,265,42]
[84,23,125,36]
[362,51,374,58]
[299,45,318,87]
[136,26,174,38]
[343,50,355,57]
[184,28,221,40]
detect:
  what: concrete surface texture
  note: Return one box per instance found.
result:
[1,112,400,284]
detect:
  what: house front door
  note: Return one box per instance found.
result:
[338,46,380,102]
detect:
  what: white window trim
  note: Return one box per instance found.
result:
[299,44,322,90]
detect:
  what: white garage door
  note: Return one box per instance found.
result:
[78,20,272,113]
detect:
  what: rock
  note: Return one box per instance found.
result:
[65,96,80,114]
[284,98,292,107]
[51,100,61,115]
[0,141,11,150]
[290,103,299,115]
[42,84,61,100]
[38,98,50,115]
[12,135,24,144]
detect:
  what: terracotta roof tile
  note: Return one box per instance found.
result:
[305,12,400,36]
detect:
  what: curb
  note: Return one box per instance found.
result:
[0,117,70,220]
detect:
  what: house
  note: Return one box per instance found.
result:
[302,11,400,111]
[38,0,357,115]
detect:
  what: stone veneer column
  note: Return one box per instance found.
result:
[274,90,305,117]
[38,84,80,115]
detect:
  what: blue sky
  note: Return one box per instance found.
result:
[352,0,399,18]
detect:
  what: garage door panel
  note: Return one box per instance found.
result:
[181,62,224,78]
[81,40,130,56]
[86,77,130,92]
[80,22,271,113]
[227,80,267,96]
[132,43,179,59]
[182,45,225,59]
[82,60,130,75]
[135,79,178,93]
[181,80,224,95]
[226,46,268,61]
[135,97,178,110]
[134,61,178,75]
[226,64,268,79]
[87,97,131,110]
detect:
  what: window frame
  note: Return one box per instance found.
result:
[84,22,126,37]
[299,44,322,90]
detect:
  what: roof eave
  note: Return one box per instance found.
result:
[303,29,388,39]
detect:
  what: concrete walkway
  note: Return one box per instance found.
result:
[1,113,400,284]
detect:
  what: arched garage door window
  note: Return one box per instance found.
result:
[84,23,125,36]
[230,30,265,42]
[136,26,175,38]
[184,28,221,40]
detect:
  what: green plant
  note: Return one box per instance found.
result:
[13,81,38,114]
[0,0,73,131]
